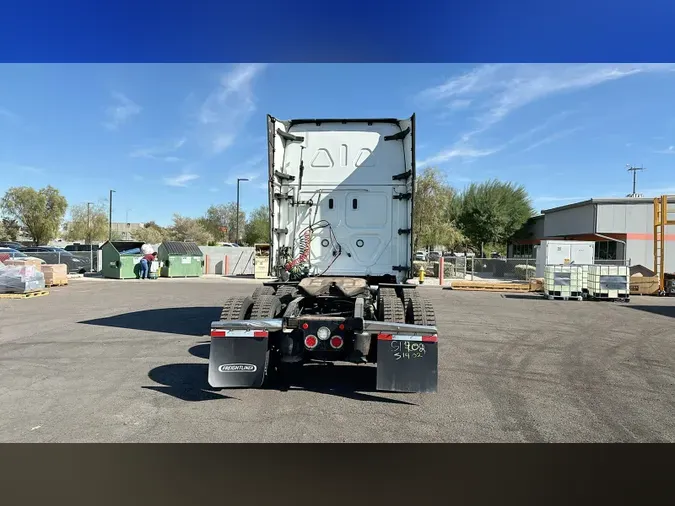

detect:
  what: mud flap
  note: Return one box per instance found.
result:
[375,334,438,393]
[208,329,269,388]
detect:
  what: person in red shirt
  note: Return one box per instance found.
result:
[139,252,154,280]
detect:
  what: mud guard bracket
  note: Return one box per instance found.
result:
[375,334,438,393]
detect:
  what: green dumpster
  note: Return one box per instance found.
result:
[101,241,146,279]
[158,241,203,278]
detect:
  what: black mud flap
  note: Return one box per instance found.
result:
[208,329,269,388]
[375,334,438,393]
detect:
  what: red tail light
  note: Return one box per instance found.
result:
[329,336,344,349]
[302,323,309,330]
[338,323,345,331]
[304,335,318,349]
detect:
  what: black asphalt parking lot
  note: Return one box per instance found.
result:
[1,277,675,442]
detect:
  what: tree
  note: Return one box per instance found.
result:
[457,179,534,256]
[169,214,213,244]
[1,186,68,246]
[200,203,246,243]
[133,221,168,244]
[243,205,270,246]
[413,168,465,251]
[64,202,110,244]
[0,218,20,241]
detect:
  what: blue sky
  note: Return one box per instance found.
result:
[1,63,675,226]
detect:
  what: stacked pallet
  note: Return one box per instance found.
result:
[41,264,68,287]
[450,280,530,292]
[0,263,46,295]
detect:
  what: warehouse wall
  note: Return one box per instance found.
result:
[596,202,652,234]
[543,204,596,237]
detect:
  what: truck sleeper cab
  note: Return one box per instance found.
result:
[208,115,439,393]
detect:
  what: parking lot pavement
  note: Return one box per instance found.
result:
[1,277,675,442]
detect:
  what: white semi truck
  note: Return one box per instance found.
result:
[208,114,439,393]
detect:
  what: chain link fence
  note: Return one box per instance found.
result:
[0,249,95,273]
[417,257,631,282]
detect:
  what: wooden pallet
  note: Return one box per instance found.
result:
[0,290,49,299]
[587,293,630,303]
[545,294,583,301]
[45,281,68,287]
[451,281,530,293]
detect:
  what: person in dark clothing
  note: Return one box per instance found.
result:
[139,252,154,279]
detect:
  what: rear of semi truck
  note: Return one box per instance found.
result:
[208,114,439,393]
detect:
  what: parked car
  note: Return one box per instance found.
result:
[17,246,88,273]
[0,248,46,264]
[221,243,240,247]
[428,251,442,262]
[0,241,25,249]
[65,243,100,252]
[414,250,427,261]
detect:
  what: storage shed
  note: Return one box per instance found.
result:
[158,241,203,278]
[100,241,145,279]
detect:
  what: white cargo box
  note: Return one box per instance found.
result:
[587,265,630,299]
[535,240,595,278]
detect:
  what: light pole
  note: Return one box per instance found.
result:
[86,202,94,245]
[125,208,132,240]
[108,189,115,241]
[86,202,94,271]
[236,178,248,244]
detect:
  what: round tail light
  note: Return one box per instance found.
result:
[330,336,344,349]
[304,335,318,349]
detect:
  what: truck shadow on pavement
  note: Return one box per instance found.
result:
[79,307,221,336]
[624,304,675,318]
[143,364,238,402]
[183,342,415,405]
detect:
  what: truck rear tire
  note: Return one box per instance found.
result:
[378,287,398,299]
[220,296,254,320]
[252,285,276,300]
[378,296,406,323]
[406,296,436,326]
[250,294,282,319]
[275,285,299,305]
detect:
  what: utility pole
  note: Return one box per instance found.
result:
[108,189,115,241]
[236,178,249,244]
[86,202,94,245]
[626,165,646,197]
[126,208,132,240]
[86,202,94,272]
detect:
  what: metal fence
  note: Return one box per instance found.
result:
[425,257,630,282]
[0,250,96,273]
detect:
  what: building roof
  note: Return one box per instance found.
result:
[541,196,675,214]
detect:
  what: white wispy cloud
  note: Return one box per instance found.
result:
[103,92,141,130]
[419,64,675,134]
[521,126,583,153]
[417,146,498,169]
[0,107,19,122]
[198,63,267,154]
[224,153,267,184]
[0,162,44,174]
[654,145,675,154]
[163,172,199,187]
[130,138,186,162]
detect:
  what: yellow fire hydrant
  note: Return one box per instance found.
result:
[418,266,425,285]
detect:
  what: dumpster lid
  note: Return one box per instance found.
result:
[161,241,203,256]
[101,241,145,252]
